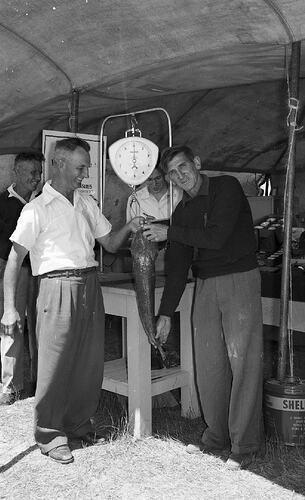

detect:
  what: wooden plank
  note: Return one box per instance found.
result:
[179,284,200,417]
[101,289,128,316]
[102,358,128,396]
[151,370,190,396]
[262,297,305,332]
[103,361,190,396]
[126,295,152,438]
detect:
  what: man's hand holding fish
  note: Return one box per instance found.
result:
[142,222,168,242]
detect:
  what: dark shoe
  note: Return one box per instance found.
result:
[186,443,227,456]
[80,431,105,447]
[226,452,256,470]
[0,392,19,405]
[47,445,74,464]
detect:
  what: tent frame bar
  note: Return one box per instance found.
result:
[277,41,301,381]
[69,89,79,133]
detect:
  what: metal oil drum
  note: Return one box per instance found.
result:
[264,378,305,446]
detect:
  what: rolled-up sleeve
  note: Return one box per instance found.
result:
[10,204,40,251]
[91,201,112,239]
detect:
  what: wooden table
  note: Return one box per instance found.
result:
[262,297,305,332]
[99,274,200,438]
[261,267,305,333]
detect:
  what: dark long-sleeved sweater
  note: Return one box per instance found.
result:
[0,189,30,266]
[159,174,258,317]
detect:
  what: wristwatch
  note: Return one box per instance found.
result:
[108,133,159,186]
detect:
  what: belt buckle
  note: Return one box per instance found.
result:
[74,269,82,277]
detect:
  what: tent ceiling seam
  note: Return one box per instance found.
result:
[0,22,73,90]
[85,87,208,102]
[262,0,295,42]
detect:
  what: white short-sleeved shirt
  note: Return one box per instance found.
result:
[126,186,182,222]
[10,182,112,275]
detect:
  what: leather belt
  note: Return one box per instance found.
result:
[40,266,97,279]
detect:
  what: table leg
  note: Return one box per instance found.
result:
[180,287,200,418]
[126,296,152,438]
[121,317,127,358]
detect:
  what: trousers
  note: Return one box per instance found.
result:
[34,270,104,453]
[192,268,264,454]
[0,258,37,394]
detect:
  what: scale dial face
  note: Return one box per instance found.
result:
[109,137,158,186]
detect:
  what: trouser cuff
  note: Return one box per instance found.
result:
[231,442,264,455]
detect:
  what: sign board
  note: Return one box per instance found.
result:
[42,130,101,202]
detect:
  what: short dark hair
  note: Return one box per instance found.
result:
[152,165,165,176]
[160,145,195,173]
[54,137,90,153]
[14,151,45,166]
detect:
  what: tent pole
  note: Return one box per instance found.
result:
[70,89,79,133]
[277,41,301,381]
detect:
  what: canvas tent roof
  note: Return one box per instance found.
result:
[0,0,305,172]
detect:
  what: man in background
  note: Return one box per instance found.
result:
[1,137,143,464]
[126,165,182,222]
[126,166,182,272]
[0,152,43,405]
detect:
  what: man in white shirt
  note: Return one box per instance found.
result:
[126,166,182,223]
[126,167,182,272]
[0,152,43,405]
[1,137,143,464]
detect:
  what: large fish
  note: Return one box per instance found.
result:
[130,228,168,368]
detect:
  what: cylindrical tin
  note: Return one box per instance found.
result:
[264,378,305,446]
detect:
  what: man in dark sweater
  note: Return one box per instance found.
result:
[0,152,43,404]
[143,145,264,469]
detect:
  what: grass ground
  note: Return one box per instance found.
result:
[0,316,305,499]
[1,392,305,499]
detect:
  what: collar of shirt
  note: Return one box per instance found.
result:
[136,186,150,200]
[42,180,82,206]
[182,173,209,205]
[7,183,37,205]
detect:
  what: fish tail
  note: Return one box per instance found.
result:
[156,343,170,369]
